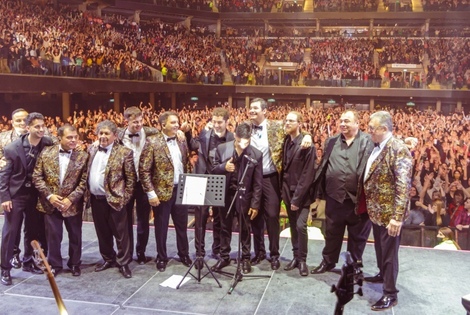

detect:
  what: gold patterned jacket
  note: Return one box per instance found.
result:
[0,130,20,169]
[32,145,89,217]
[139,132,189,202]
[265,119,284,174]
[86,143,136,211]
[364,136,412,226]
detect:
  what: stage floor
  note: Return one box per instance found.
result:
[0,216,469,315]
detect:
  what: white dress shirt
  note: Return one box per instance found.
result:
[122,128,145,180]
[89,143,113,196]
[250,119,276,175]
[58,146,72,186]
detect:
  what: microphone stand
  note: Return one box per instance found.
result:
[221,158,270,294]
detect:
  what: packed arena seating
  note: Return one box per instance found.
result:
[314,0,378,12]
[0,0,469,89]
[422,0,470,11]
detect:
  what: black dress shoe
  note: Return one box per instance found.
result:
[364,273,384,283]
[119,265,132,278]
[371,295,397,311]
[136,253,151,265]
[284,258,299,271]
[211,258,230,271]
[180,256,193,267]
[270,257,280,270]
[156,260,167,272]
[298,261,309,277]
[310,260,335,274]
[250,253,266,265]
[95,261,116,272]
[242,259,252,274]
[10,253,21,269]
[22,264,44,274]
[1,270,12,286]
[70,266,81,277]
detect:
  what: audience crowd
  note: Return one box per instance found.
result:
[422,0,469,11]
[0,0,469,89]
[1,103,470,235]
[314,0,378,12]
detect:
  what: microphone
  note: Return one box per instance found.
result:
[244,154,258,165]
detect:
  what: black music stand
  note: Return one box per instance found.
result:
[217,159,270,294]
[175,174,225,289]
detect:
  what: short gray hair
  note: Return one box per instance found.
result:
[96,120,117,135]
[370,111,393,131]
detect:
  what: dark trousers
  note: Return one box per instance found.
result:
[1,191,46,271]
[372,223,401,297]
[153,186,189,261]
[285,202,309,262]
[45,210,82,270]
[126,182,151,257]
[322,195,371,264]
[91,195,132,266]
[219,191,251,260]
[251,173,280,258]
[194,206,221,256]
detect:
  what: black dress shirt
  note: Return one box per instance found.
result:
[325,133,360,203]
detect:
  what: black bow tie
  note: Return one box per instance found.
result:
[374,142,380,148]
[253,125,263,131]
[166,137,176,142]
[59,149,71,154]
[98,146,108,153]
[128,133,139,138]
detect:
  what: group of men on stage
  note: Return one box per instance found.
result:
[184,99,411,311]
[0,100,412,311]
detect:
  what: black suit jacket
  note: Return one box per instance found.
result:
[186,128,235,174]
[212,141,263,211]
[280,133,317,208]
[313,130,374,203]
[0,134,53,202]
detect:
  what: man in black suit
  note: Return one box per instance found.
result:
[0,112,53,285]
[280,111,317,277]
[211,123,263,274]
[183,107,234,269]
[0,108,29,269]
[311,109,374,275]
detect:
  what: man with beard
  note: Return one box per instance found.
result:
[1,113,53,285]
[311,110,374,275]
[281,111,317,276]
